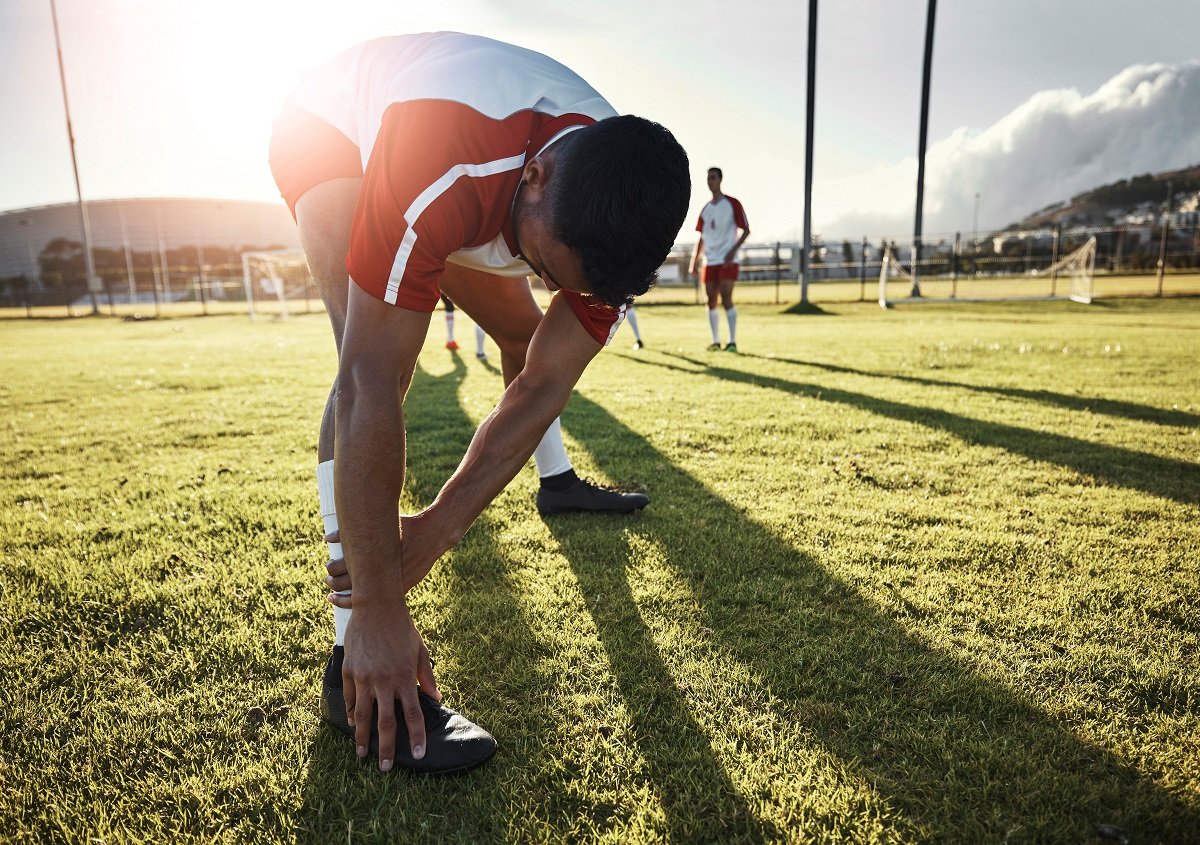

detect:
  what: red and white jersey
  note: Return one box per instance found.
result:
[696,195,749,265]
[290,32,624,345]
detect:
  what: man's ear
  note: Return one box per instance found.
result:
[522,156,549,201]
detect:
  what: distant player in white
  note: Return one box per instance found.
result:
[440,293,488,357]
[689,167,749,351]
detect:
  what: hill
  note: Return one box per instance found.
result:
[1016,163,1200,229]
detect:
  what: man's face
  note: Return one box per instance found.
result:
[513,174,592,296]
[707,170,722,192]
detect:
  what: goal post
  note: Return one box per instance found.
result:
[878,236,1097,308]
[240,249,313,319]
[877,246,915,309]
[1046,236,1097,304]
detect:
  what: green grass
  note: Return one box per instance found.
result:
[1,297,1197,843]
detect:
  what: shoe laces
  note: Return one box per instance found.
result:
[577,476,637,494]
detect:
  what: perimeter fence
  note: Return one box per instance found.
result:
[3,222,1200,318]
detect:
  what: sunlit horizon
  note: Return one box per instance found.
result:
[3,0,1199,242]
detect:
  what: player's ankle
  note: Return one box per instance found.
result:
[539,468,579,492]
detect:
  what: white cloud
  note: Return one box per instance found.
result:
[819,60,1200,238]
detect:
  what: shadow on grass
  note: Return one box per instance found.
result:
[555,391,1197,841]
[739,352,1200,429]
[295,354,763,841]
[642,352,1199,507]
[783,301,833,316]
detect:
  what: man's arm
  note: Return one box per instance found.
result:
[689,235,705,278]
[327,290,602,595]
[408,291,602,560]
[725,200,750,264]
[334,281,434,772]
[726,225,750,265]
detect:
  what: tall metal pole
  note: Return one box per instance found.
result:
[910,0,938,298]
[49,0,100,315]
[1156,180,1173,297]
[119,203,137,303]
[1049,224,1061,297]
[800,0,817,305]
[972,192,980,248]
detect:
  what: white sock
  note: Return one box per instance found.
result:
[317,460,351,647]
[626,307,641,341]
[475,324,486,356]
[533,417,572,478]
[725,307,737,344]
[445,312,456,343]
[708,308,720,344]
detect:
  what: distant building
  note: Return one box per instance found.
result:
[0,198,299,291]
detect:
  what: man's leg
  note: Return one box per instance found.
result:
[720,274,737,350]
[441,265,648,515]
[294,177,360,648]
[293,181,495,773]
[474,323,488,359]
[441,295,459,350]
[705,272,722,349]
[626,305,644,349]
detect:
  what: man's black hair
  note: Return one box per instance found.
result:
[708,167,723,180]
[546,115,690,309]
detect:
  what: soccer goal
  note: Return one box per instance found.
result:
[877,247,917,309]
[878,236,1097,308]
[240,249,315,319]
[1046,235,1097,304]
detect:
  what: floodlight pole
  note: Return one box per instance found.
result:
[799,0,817,305]
[910,0,938,298]
[1156,180,1173,297]
[972,192,980,248]
[49,0,100,315]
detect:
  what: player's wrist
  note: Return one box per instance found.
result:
[347,570,410,607]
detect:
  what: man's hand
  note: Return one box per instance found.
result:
[341,602,441,772]
[324,517,442,599]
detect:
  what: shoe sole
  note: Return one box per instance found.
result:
[537,502,648,516]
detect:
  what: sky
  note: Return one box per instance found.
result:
[2,0,1199,243]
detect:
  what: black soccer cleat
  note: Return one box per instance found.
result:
[536,476,650,516]
[320,646,497,774]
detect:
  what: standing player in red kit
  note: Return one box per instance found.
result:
[268,32,690,774]
[689,167,750,352]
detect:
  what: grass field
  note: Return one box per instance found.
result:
[1,297,1197,843]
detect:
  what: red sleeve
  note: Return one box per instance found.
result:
[695,209,705,233]
[560,291,621,346]
[730,197,749,231]
[346,101,535,311]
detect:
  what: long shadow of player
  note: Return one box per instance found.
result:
[737,351,1200,429]
[553,390,1196,841]
[643,351,1198,507]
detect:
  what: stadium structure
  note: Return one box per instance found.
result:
[0,198,300,307]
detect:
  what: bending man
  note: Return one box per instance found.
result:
[269,32,690,774]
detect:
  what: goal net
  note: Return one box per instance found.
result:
[1045,235,1096,304]
[878,236,1097,308]
[240,249,315,319]
[877,247,916,308]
